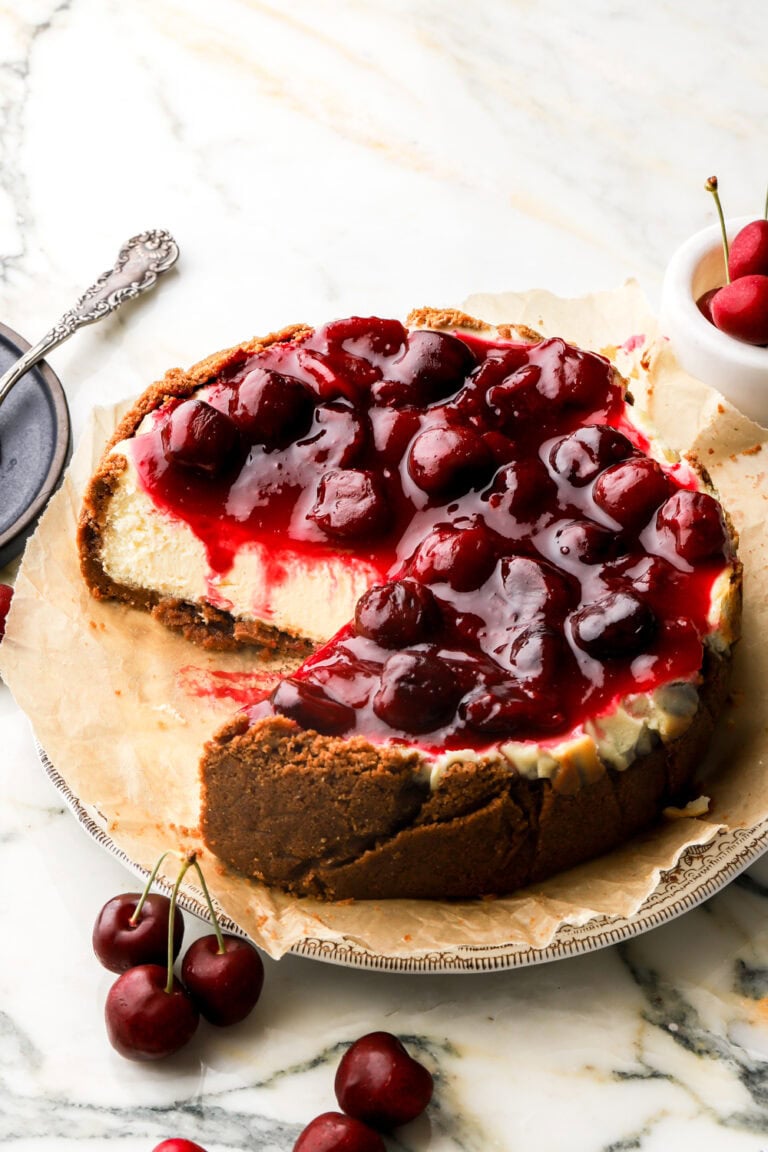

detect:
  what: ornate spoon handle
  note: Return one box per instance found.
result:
[0,228,179,409]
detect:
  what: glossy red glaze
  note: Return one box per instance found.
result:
[132,318,732,747]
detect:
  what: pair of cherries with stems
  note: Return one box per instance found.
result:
[699,176,768,345]
[93,849,264,1061]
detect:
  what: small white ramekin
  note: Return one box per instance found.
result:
[659,215,768,427]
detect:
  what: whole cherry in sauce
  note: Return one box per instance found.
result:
[271,677,356,735]
[656,490,729,564]
[571,589,657,660]
[161,398,240,476]
[93,891,184,974]
[309,469,391,539]
[377,329,476,405]
[409,523,498,592]
[592,457,671,531]
[548,424,637,486]
[293,1112,385,1152]
[354,579,439,648]
[232,367,314,445]
[105,963,199,1061]
[406,424,494,496]
[373,648,460,733]
[334,1031,434,1130]
[181,933,264,1027]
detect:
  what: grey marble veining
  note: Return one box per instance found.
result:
[2,1,768,1149]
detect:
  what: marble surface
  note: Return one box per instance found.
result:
[2,2,768,1149]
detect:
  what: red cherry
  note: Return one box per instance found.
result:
[656,490,729,563]
[369,406,420,468]
[160,398,240,476]
[299,403,366,468]
[271,677,355,735]
[105,964,199,1061]
[0,583,13,641]
[552,519,619,564]
[181,934,264,1026]
[354,579,439,648]
[232,368,313,445]
[376,330,475,405]
[152,1141,209,1152]
[323,316,408,360]
[293,1112,385,1152]
[93,892,184,974]
[548,424,637,486]
[406,425,494,496]
[485,457,553,521]
[334,1031,434,1130]
[297,346,379,402]
[499,556,576,628]
[486,363,546,426]
[710,275,768,345]
[696,288,719,323]
[372,649,459,733]
[309,469,391,539]
[592,457,672,531]
[728,218,768,280]
[571,590,657,659]
[409,524,497,592]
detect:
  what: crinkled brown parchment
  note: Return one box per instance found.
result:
[1,283,766,962]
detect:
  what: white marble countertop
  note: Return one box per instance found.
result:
[2,2,768,1149]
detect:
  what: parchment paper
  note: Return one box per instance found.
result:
[1,283,766,961]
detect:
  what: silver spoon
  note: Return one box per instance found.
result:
[0,229,179,410]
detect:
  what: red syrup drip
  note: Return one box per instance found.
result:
[132,317,734,750]
[176,666,281,706]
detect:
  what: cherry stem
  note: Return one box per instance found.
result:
[166,854,194,995]
[189,856,227,954]
[130,850,174,926]
[705,175,730,283]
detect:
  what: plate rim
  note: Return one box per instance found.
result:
[0,321,72,563]
[37,741,768,973]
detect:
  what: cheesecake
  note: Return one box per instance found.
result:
[79,310,741,900]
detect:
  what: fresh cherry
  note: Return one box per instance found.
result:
[710,275,768,345]
[105,963,199,1061]
[93,892,184,974]
[728,209,768,280]
[656,490,729,563]
[571,590,657,659]
[152,1141,209,1152]
[354,579,438,648]
[181,933,264,1027]
[293,1112,385,1152]
[0,583,13,641]
[372,649,460,733]
[161,398,240,476]
[409,524,497,591]
[406,424,494,496]
[232,368,313,445]
[271,676,355,735]
[592,457,671,531]
[334,1031,434,1130]
[309,469,391,539]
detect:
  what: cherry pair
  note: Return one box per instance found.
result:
[93,850,264,1060]
[293,1031,434,1151]
[698,176,768,345]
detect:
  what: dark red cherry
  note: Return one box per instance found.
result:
[354,579,438,648]
[93,892,185,975]
[161,399,240,476]
[323,316,408,360]
[571,590,657,659]
[181,934,264,1026]
[409,524,497,591]
[297,346,379,402]
[334,1031,434,1130]
[299,402,366,468]
[105,964,199,1061]
[485,457,552,521]
[293,1112,385,1152]
[460,682,534,735]
[656,490,729,563]
[527,338,616,412]
[376,329,476,405]
[0,583,13,641]
[369,406,420,468]
[406,425,494,496]
[696,288,720,323]
[499,556,575,627]
[372,649,459,733]
[487,364,545,426]
[152,1140,209,1152]
[592,457,672,531]
[728,218,768,280]
[710,275,768,345]
[309,469,391,539]
[232,368,313,445]
[508,625,565,686]
[548,424,637,486]
[270,677,355,735]
[552,519,620,564]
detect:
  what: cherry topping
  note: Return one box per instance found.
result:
[334,1031,434,1130]
[548,424,637,486]
[656,490,729,563]
[309,470,391,539]
[592,457,672,531]
[375,329,476,405]
[104,964,199,1061]
[499,556,575,627]
[271,677,356,735]
[459,683,538,735]
[299,402,366,468]
[728,217,768,280]
[372,649,460,733]
[181,934,264,1026]
[232,368,313,445]
[152,1141,209,1152]
[526,337,616,410]
[552,519,619,564]
[710,275,768,345]
[571,590,657,659]
[0,583,13,641]
[409,524,498,592]
[487,363,546,426]
[323,316,408,359]
[508,625,565,686]
[485,457,552,521]
[293,1112,385,1152]
[93,892,184,974]
[354,579,438,648]
[160,398,240,476]
[406,425,494,496]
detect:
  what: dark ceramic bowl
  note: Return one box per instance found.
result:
[0,321,71,568]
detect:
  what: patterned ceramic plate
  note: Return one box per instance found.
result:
[40,744,768,973]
